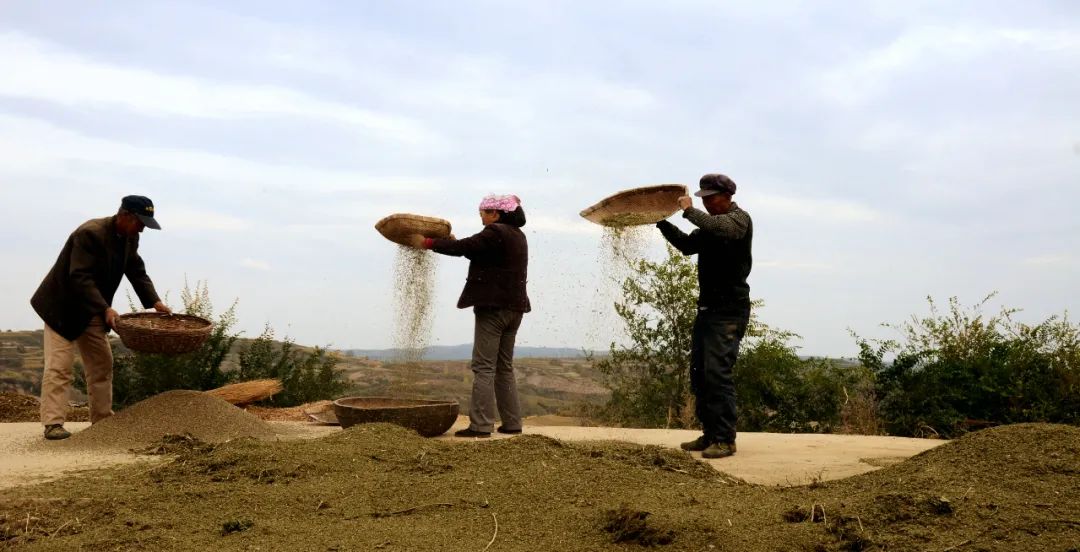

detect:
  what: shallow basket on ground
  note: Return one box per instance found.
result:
[580,184,689,227]
[375,213,452,247]
[114,312,213,355]
[333,397,459,437]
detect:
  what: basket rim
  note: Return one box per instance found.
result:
[334,396,459,411]
[114,312,213,330]
[374,213,452,229]
[579,184,688,219]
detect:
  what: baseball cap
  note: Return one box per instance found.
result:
[120,195,161,230]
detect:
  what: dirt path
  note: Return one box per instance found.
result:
[1,419,942,489]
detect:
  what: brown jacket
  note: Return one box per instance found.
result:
[431,223,531,313]
[31,216,160,341]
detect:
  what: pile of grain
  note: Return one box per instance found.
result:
[0,392,88,423]
[3,423,1078,550]
[391,246,436,363]
[245,400,333,422]
[61,390,279,450]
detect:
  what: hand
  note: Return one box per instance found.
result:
[154,301,172,314]
[407,233,428,249]
[105,308,119,330]
[677,196,693,211]
[447,233,456,241]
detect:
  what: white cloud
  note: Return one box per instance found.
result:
[525,215,602,236]
[0,114,440,194]
[0,31,439,145]
[240,258,272,271]
[819,26,1080,106]
[756,260,833,272]
[751,193,883,224]
[1022,254,1075,267]
[166,209,253,233]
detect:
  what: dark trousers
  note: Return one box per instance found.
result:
[468,307,524,432]
[690,309,746,444]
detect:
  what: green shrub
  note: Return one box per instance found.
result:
[855,294,1080,438]
[235,326,349,407]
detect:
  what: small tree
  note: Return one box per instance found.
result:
[236,326,349,406]
[594,245,699,428]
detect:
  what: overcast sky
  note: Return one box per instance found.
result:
[2,1,1078,357]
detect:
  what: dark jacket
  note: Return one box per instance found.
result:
[31,216,161,340]
[657,204,753,320]
[431,223,531,313]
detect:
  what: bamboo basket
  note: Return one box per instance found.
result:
[580,184,688,227]
[333,397,459,437]
[114,312,213,355]
[206,379,283,406]
[375,214,452,247]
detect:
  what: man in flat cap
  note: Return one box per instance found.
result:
[30,195,171,440]
[656,174,752,459]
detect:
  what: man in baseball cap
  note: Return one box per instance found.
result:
[30,196,171,440]
[656,173,753,459]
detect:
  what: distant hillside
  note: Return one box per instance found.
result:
[342,344,597,361]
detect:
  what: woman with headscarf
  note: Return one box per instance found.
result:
[412,195,531,437]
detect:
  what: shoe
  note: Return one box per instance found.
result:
[44,424,71,441]
[496,426,522,435]
[454,428,491,438]
[680,435,711,452]
[702,442,736,459]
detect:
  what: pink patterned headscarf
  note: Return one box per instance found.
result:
[479,194,521,212]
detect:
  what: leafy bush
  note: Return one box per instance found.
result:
[854,294,1080,438]
[236,326,348,407]
[735,337,872,433]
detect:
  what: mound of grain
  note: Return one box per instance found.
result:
[64,390,280,450]
[5,423,1079,551]
[0,392,88,423]
[821,423,1080,551]
[861,422,1080,485]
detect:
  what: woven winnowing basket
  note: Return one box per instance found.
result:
[580,184,688,227]
[114,312,213,355]
[375,214,452,247]
[333,396,459,437]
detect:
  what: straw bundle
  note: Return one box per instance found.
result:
[580,184,688,227]
[205,379,283,406]
[375,213,452,246]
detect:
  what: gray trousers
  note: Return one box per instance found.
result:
[468,307,524,433]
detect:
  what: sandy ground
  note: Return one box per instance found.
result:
[441,417,944,486]
[0,419,943,490]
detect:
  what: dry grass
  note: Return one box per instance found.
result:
[206,379,283,406]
